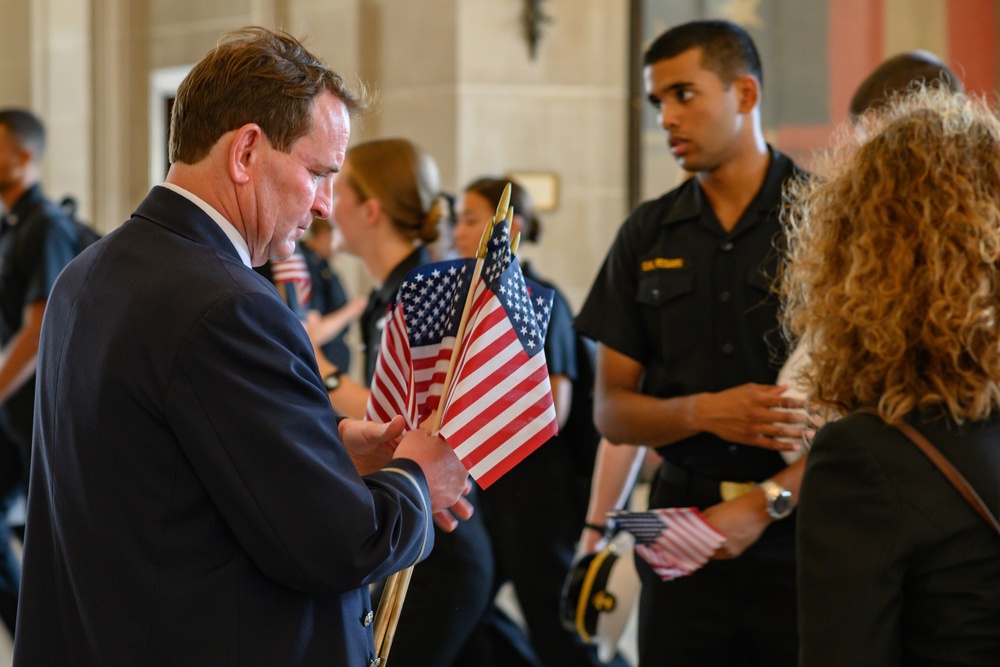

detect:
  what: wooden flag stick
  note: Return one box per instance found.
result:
[372,565,401,651]
[429,185,511,435]
[372,183,514,664]
[376,565,413,660]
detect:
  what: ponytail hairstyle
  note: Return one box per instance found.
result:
[344,137,442,244]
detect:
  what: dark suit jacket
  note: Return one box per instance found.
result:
[798,411,1000,666]
[14,186,434,666]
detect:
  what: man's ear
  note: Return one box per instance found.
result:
[229,124,264,185]
[734,74,760,114]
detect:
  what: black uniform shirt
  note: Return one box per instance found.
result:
[0,185,80,421]
[575,147,800,481]
[300,242,352,372]
[0,185,80,346]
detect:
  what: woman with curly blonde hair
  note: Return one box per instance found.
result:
[785,87,1000,666]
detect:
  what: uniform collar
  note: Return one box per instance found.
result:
[659,146,795,230]
[370,246,431,307]
[2,184,44,228]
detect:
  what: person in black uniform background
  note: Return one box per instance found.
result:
[848,49,963,122]
[452,177,626,667]
[318,137,494,667]
[300,217,365,373]
[0,108,82,634]
[574,21,810,666]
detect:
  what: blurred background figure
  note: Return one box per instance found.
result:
[321,137,495,667]
[453,177,627,667]
[849,50,964,121]
[258,217,366,387]
[0,108,84,636]
[786,86,1000,667]
[299,217,365,374]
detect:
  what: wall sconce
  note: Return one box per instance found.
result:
[522,0,553,60]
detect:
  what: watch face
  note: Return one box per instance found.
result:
[324,372,341,391]
[770,492,792,518]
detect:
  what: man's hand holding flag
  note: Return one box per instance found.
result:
[367,184,559,661]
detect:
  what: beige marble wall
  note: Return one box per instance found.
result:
[0,0,92,221]
[369,0,631,309]
[4,0,630,310]
[0,2,32,107]
[469,0,630,310]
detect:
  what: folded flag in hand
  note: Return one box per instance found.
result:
[271,251,312,314]
[609,508,726,581]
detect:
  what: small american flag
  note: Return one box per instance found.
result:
[271,251,312,312]
[610,508,726,580]
[365,218,558,488]
[438,218,557,488]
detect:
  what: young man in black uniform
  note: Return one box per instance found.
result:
[0,109,82,634]
[574,21,810,665]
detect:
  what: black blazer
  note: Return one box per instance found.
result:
[15,186,433,666]
[798,411,1000,666]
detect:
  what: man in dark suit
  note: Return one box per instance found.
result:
[14,26,470,667]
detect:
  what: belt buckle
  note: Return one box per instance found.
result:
[719,481,756,501]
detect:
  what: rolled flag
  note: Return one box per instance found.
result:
[609,508,726,581]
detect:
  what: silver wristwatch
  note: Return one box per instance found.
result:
[758,479,793,520]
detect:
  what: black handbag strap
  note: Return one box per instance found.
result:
[855,407,1000,537]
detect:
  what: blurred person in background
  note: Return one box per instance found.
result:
[320,137,494,667]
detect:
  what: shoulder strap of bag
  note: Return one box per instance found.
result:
[854,406,1000,537]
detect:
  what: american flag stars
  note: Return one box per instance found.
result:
[398,259,471,345]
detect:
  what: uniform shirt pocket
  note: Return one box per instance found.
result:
[635,269,698,361]
[636,270,695,306]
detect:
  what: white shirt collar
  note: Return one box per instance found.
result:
[159,183,252,268]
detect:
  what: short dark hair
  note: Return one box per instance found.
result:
[169,26,367,165]
[643,20,762,90]
[849,50,964,120]
[0,108,46,159]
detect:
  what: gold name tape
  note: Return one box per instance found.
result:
[641,258,684,271]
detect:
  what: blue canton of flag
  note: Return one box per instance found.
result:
[485,261,554,359]
[398,259,473,349]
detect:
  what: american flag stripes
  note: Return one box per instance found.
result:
[271,251,312,312]
[437,219,557,488]
[610,508,726,580]
[364,218,558,488]
[365,258,473,429]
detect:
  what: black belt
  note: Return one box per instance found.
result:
[659,461,757,502]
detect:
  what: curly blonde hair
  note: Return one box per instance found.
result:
[781,86,1000,424]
